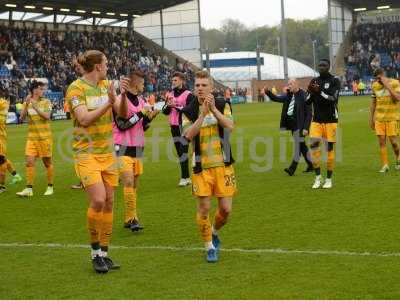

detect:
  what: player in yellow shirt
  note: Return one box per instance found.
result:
[0,86,22,193]
[182,71,236,263]
[65,50,128,273]
[17,81,54,197]
[70,58,86,190]
[370,68,400,172]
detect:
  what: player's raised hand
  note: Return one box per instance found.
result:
[205,94,216,112]
[119,77,130,95]
[25,93,32,105]
[166,94,176,108]
[108,81,117,105]
[201,100,210,117]
[308,79,320,94]
[143,103,152,114]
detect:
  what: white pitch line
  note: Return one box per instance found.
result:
[0,242,400,258]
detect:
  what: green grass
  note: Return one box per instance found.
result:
[1,95,400,299]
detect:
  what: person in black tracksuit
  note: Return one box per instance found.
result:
[265,79,314,176]
[162,72,195,186]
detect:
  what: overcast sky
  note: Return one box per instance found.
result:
[200,0,328,29]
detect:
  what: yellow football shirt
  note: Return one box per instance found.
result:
[372,79,400,122]
[65,78,113,155]
[25,98,52,141]
[182,103,233,169]
[0,98,9,142]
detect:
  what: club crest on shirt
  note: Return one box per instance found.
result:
[324,83,330,89]
[71,96,80,107]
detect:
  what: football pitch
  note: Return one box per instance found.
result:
[2,95,400,299]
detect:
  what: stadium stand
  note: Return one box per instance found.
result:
[0,25,196,104]
[344,21,400,89]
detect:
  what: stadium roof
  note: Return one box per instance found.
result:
[204,52,317,82]
[0,0,190,21]
[338,0,400,10]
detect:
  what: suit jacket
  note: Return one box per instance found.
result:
[266,89,312,133]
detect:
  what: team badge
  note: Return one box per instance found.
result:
[324,83,330,89]
[71,96,80,107]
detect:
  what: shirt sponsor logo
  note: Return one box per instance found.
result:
[28,108,38,115]
[202,113,218,127]
[86,96,108,109]
[375,89,390,97]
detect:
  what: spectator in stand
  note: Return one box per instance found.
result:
[0,25,196,104]
[15,100,23,123]
[352,81,359,96]
[358,80,366,96]
[345,22,400,84]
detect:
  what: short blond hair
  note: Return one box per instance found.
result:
[195,70,213,85]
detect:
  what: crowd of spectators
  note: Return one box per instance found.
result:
[344,22,400,88]
[0,25,195,104]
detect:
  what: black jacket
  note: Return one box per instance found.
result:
[266,89,312,132]
[306,73,341,123]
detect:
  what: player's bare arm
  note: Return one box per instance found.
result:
[207,95,234,132]
[31,101,51,120]
[370,97,377,130]
[19,94,31,121]
[380,76,400,102]
[73,98,112,128]
[111,78,129,118]
[184,102,209,141]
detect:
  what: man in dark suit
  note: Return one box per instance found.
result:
[264,79,313,176]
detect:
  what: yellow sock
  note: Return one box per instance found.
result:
[46,164,54,185]
[311,148,321,169]
[6,159,15,174]
[214,209,229,231]
[327,150,335,171]
[0,162,7,185]
[123,186,137,223]
[380,146,389,166]
[99,211,113,250]
[87,207,103,245]
[26,166,35,186]
[196,213,212,243]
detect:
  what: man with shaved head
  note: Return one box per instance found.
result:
[264,78,313,176]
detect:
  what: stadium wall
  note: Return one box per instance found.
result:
[328,0,353,68]
[134,0,202,68]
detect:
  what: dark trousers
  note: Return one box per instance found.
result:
[289,128,313,171]
[170,125,190,179]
